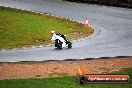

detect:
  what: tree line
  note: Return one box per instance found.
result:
[66,0,132,8]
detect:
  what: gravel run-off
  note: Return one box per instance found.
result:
[0,57,132,80]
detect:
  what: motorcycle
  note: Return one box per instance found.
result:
[55,38,72,49]
[51,32,72,49]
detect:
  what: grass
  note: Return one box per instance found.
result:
[0,6,94,49]
[0,68,131,88]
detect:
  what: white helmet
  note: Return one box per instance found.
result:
[51,31,55,34]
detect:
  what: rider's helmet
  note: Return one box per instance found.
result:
[51,31,55,35]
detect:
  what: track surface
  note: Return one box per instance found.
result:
[0,0,132,62]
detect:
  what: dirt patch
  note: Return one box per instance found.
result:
[0,57,132,80]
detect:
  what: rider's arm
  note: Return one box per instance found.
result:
[51,33,56,41]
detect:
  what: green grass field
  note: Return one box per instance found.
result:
[0,68,131,88]
[0,6,93,49]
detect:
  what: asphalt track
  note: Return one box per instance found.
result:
[0,0,132,62]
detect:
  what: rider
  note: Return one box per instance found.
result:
[51,31,67,47]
